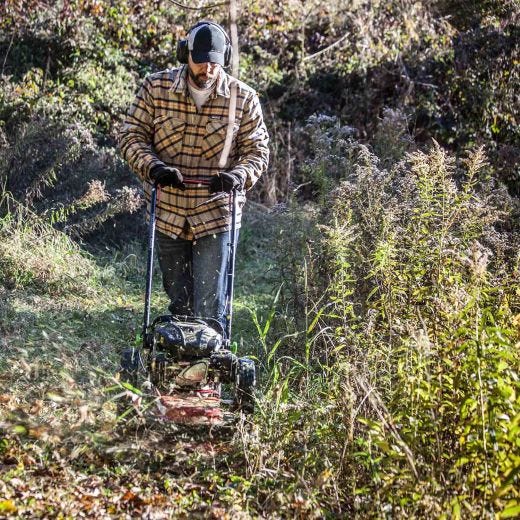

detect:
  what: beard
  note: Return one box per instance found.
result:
[188,66,217,90]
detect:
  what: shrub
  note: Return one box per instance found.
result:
[248,112,520,516]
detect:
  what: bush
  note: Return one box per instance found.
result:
[248,112,520,516]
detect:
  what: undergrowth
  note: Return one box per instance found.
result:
[0,115,518,516]
[0,192,100,295]
[239,112,520,518]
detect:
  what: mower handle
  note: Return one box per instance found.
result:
[224,187,238,344]
[142,183,239,349]
[183,178,211,186]
[143,183,159,348]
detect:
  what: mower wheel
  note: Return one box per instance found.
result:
[235,358,256,414]
[119,348,142,388]
[150,352,167,389]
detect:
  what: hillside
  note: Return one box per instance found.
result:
[0,1,519,518]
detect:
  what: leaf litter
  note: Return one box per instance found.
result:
[0,290,258,518]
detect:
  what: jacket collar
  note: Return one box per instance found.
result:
[170,65,231,99]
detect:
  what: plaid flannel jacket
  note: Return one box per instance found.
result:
[118,66,269,240]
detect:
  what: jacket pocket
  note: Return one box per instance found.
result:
[153,116,186,158]
[201,119,239,161]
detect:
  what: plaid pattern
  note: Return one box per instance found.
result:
[118,66,269,240]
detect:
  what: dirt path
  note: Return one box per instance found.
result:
[0,417,257,518]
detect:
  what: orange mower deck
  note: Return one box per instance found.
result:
[152,388,230,425]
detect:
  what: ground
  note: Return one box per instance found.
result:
[0,209,281,519]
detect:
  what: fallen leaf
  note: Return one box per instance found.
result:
[0,500,17,513]
[0,394,12,404]
[29,400,44,414]
[122,490,137,502]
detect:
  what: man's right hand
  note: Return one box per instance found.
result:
[149,164,185,189]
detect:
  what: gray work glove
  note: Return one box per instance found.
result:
[209,172,243,193]
[149,164,185,189]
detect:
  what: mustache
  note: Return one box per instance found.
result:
[194,71,215,79]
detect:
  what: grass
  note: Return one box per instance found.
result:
[0,211,283,518]
[1,139,518,518]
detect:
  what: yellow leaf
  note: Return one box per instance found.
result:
[0,500,17,513]
[500,502,520,519]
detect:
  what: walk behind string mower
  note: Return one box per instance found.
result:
[118,180,256,425]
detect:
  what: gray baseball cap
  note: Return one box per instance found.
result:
[188,24,227,65]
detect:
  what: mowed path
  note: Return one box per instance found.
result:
[0,282,264,518]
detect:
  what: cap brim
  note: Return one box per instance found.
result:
[191,50,225,66]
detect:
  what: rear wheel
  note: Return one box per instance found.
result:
[149,352,167,389]
[119,348,142,388]
[117,348,144,420]
[235,358,256,414]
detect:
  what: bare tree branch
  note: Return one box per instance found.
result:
[229,0,239,77]
[168,0,228,10]
[302,32,350,62]
[1,32,15,77]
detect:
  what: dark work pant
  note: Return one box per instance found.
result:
[156,231,234,325]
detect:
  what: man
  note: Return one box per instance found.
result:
[119,21,269,330]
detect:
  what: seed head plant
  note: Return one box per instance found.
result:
[245,110,519,517]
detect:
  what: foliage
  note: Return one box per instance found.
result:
[321,134,519,516]
[249,112,519,516]
[240,0,519,195]
[1,0,518,212]
[0,0,518,517]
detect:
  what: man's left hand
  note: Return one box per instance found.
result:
[209,172,243,193]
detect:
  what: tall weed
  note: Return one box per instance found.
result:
[248,112,520,517]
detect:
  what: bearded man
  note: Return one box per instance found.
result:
[119,21,269,330]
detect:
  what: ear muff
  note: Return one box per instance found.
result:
[176,39,189,64]
[176,21,232,67]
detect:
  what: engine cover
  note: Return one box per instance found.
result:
[154,320,222,360]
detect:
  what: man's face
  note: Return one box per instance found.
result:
[188,54,221,89]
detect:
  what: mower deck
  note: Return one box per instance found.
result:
[156,391,223,425]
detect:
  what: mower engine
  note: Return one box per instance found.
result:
[153,317,223,360]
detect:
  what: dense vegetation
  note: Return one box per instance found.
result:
[0,0,518,517]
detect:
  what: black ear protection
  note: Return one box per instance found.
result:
[176,21,232,67]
